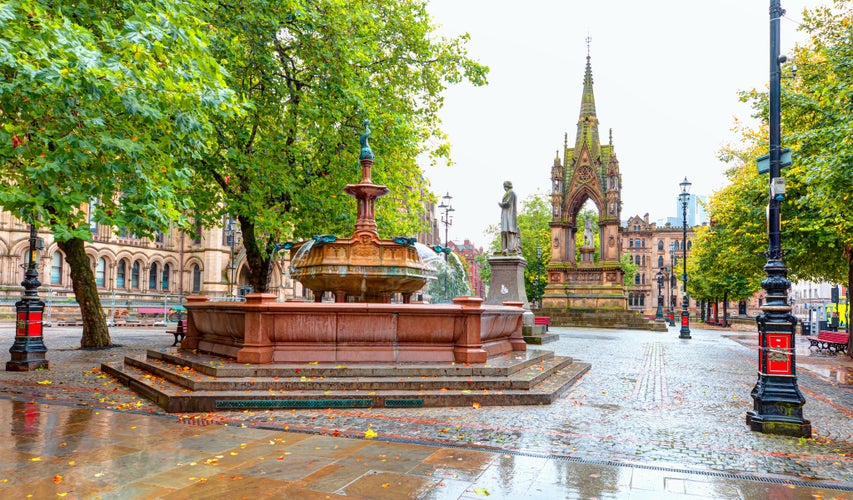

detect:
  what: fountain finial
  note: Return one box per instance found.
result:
[359,120,374,161]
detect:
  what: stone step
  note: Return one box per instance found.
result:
[122,353,575,392]
[102,358,591,412]
[146,348,556,378]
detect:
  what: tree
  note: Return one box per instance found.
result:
[0,0,237,347]
[191,1,489,294]
[716,1,853,352]
[620,254,638,287]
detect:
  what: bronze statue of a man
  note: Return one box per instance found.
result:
[498,181,521,255]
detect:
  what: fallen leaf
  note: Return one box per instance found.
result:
[381,483,390,488]
[364,429,378,439]
[30,458,41,462]
[53,475,62,484]
[36,380,52,385]
[474,487,490,496]
[472,402,481,409]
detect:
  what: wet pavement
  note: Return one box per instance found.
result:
[0,322,851,499]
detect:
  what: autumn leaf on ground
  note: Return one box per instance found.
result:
[364,428,378,439]
[53,475,62,483]
[36,380,52,385]
[474,487,490,496]
[472,402,481,409]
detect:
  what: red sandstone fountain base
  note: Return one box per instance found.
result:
[181,294,527,364]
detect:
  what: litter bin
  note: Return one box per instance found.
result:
[801,322,811,336]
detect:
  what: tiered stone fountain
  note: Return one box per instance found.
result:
[103,123,589,411]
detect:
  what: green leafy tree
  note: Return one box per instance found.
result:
[0,0,237,347]
[191,1,489,293]
[717,1,853,351]
[620,253,638,287]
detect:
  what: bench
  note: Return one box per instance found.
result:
[166,320,186,347]
[534,317,551,331]
[806,330,849,354]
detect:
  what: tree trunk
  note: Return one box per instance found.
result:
[239,215,273,294]
[57,238,111,348]
[722,292,729,327]
[847,248,852,358]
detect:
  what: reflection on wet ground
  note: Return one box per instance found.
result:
[0,324,852,498]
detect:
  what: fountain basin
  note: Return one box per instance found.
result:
[182,294,526,364]
[290,236,433,303]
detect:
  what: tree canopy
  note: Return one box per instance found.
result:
[0,0,238,347]
[191,0,489,293]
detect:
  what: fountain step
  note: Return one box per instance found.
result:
[102,357,590,412]
[119,351,575,392]
[146,349,555,378]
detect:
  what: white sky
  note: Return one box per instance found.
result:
[423,0,811,246]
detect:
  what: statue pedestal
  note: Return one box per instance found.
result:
[579,247,595,267]
[486,255,535,333]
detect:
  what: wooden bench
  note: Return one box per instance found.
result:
[806,330,849,354]
[165,320,186,347]
[534,316,551,331]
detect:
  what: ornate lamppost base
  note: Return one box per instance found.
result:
[746,374,811,437]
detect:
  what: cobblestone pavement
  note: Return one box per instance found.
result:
[1,323,852,498]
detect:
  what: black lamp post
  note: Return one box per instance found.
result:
[678,177,692,339]
[7,223,49,371]
[747,0,810,437]
[225,216,241,298]
[437,192,455,300]
[655,268,665,322]
[536,245,543,309]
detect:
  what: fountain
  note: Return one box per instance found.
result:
[102,123,589,411]
[288,121,435,304]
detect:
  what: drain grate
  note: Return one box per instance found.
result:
[384,399,424,408]
[215,399,373,409]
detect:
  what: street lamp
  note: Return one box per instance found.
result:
[437,192,454,301]
[536,245,543,309]
[655,268,665,322]
[747,0,810,437]
[678,177,692,339]
[7,223,49,371]
[225,215,241,299]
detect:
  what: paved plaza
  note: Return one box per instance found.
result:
[0,323,851,498]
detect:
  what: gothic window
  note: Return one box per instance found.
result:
[642,274,645,284]
[192,265,201,293]
[117,259,126,288]
[634,255,640,265]
[95,257,106,287]
[149,263,158,290]
[642,239,645,248]
[162,263,170,291]
[50,253,63,285]
[131,261,140,289]
[687,240,692,250]
[634,274,640,285]
[640,294,645,306]
[642,255,645,266]
[658,256,664,268]
[658,240,664,251]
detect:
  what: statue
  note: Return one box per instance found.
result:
[583,217,595,248]
[359,119,374,161]
[498,181,521,255]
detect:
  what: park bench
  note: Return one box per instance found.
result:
[166,320,186,347]
[534,316,551,331]
[806,330,849,354]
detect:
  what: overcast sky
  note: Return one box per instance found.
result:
[422,0,812,246]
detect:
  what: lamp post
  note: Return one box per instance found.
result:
[678,177,692,339]
[536,245,543,309]
[7,223,49,371]
[225,216,241,299]
[437,192,454,301]
[655,268,665,322]
[747,0,810,437]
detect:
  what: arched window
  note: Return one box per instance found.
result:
[641,274,645,284]
[629,239,634,248]
[50,253,63,285]
[161,263,170,291]
[641,239,645,248]
[192,265,201,293]
[149,263,158,290]
[673,240,680,251]
[658,256,664,268]
[658,240,664,251]
[634,274,640,285]
[687,240,692,250]
[131,261,140,289]
[642,255,645,266]
[116,259,126,288]
[96,257,106,287]
[640,294,645,306]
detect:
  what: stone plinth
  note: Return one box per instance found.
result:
[486,255,530,309]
